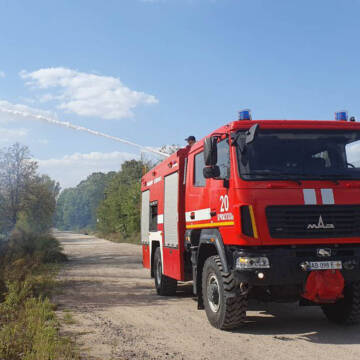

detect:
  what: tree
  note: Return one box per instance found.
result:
[97,160,145,239]
[0,143,59,236]
[55,172,116,230]
[17,175,60,234]
[0,144,37,234]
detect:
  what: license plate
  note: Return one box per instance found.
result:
[309,261,342,270]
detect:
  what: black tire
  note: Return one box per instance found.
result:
[321,281,360,325]
[154,247,177,296]
[202,255,247,330]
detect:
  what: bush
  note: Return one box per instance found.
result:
[0,231,66,300]
[0,230,77,359]
[6,230,67,264]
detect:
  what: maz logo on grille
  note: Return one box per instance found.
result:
[317,248,332,257]
[307,215,335,230]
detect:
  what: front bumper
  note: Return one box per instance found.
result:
[229,244,360,286]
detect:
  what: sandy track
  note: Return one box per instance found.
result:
[55,231,360,360]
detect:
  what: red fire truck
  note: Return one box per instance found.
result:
[141,110,360,329]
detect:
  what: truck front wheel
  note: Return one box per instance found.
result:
[321,281,360,324]
[154,247,177,296]
[202,255,247,330]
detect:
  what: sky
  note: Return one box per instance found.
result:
[1,0,360,188]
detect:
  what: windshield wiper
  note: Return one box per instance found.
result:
[243,170,355,185]
[242,171,302,185]
[298,173,354,184]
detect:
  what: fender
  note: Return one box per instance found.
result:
[198,229,229,273]
[189,228,230,308]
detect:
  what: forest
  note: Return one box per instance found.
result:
[55,159,149,243]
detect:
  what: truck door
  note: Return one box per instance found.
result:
[209,138,233,232]
[185,149,211,228]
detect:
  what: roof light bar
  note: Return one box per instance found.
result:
[239,109,252,121]
[335,111,348,121]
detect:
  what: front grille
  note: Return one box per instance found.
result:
[266,205,360,239]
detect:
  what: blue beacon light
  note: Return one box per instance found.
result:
[239,109,252,121]
[335,111,348,121]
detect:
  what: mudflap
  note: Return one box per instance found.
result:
[302,270,344,303]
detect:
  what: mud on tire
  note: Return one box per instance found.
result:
[154,247,177,296]
[321,281,360,325]
[202,255,247,330]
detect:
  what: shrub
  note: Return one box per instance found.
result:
[6,230,67,264]
[0,231,77,360]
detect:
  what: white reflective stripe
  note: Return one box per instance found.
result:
[149,232,163,274]
[158,214,164,224]
[149,231,162,241]
[185,208,211,222]
[303,189,317,204]
[321,189,335,204]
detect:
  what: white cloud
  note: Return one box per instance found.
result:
[0,127,28,143]
[20,67,158,120]
[0,71,5,78]
[37,151,138,188]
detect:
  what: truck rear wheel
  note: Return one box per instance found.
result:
[321,281,360,324]
[154,247,177,296]
[202,255,247,330]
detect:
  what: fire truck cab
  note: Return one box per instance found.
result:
[141,111,360,329]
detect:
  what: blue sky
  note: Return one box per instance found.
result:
[0,0,360,187]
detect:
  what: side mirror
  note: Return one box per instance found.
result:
[204,136,218,166]
[203,165,220,179]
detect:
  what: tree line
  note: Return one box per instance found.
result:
[55,159,149,242]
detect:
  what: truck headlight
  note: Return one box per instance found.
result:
[236,256,270,269]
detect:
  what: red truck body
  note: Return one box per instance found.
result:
[141,118,360,329]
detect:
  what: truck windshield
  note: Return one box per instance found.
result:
[237,129,360,181]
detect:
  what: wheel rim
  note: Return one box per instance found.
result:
[207,273,221,313]
[156,256,162,286]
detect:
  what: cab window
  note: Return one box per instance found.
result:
[346,140,360,168]
[194,152,206,187]
[217,139,230,179]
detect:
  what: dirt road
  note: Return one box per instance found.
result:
[55,231,360,360]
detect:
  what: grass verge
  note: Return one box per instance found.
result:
[96,231,140,245]
[0,230,79,360]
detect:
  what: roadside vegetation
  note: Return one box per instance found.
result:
[0,143,78,360]
[56,159,150,244]
[96,160,144,243]
[55,171,116,232]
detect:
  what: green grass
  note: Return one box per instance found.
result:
[0,231,79,360]
[63,311,76,325]
[97,231,140,245]
[0,294,77,360]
